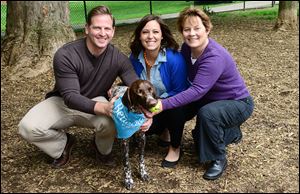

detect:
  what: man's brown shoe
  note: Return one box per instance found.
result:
[91,139,116,167]
[52,133,76,168]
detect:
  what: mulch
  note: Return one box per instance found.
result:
[1,16,299,192]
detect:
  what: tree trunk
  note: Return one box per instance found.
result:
[274,1,299,31]
[1,1,76,80]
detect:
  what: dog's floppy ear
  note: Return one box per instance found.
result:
[121,88,131,109]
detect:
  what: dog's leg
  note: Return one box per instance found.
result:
[121,139,134,190]
[137,132,149,181]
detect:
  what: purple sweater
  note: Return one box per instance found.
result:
[162,38,250,110]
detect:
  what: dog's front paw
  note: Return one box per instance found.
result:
[124,178,134,190]
[139,164,150,181]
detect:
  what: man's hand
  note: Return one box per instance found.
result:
[94,96,119,117]
[107,88,113,99]
[110,95,119,105]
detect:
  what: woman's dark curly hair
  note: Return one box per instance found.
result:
[129,14,179,58]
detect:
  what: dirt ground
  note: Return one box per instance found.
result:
[1,15,299,193]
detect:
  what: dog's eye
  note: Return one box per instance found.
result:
[137,89,143,94]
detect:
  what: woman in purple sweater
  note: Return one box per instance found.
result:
[154,7,254,180]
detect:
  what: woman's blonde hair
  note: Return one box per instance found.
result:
[177,7,213,33]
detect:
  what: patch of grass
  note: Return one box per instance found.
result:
[212,5,279,20]
[3,2,298,33]
[63,1,194,26]
[1,1,193,32]
[1,4,7,32]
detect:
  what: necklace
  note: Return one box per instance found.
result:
[143,51,153,68]
[143,51,153,80]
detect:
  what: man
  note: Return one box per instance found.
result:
[18,5,151,168]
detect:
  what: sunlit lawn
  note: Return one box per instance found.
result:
[1,1,287,33]
[1,1,193,31]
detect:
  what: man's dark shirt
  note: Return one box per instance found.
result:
[46,38,138,114]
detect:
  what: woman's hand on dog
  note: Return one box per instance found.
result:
[140,117,153,132]
[140,100,163,131]
[151,100,163,115]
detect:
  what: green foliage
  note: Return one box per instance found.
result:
[202,6,215,15]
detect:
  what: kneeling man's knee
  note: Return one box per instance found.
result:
[18,120,41,142]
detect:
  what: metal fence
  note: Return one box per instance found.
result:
[0,1,193,34]
[1,1,279,36]
[68,1,197,31]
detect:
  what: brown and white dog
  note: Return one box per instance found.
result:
[110,79,158,190]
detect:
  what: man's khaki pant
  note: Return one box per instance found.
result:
[18,96,116,159]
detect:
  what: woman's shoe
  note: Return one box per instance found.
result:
[161,149,183,168]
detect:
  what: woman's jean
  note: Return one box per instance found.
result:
[190,96,254,163]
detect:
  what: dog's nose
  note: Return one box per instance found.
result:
[148,98,158,107]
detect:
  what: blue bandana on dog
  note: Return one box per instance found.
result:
[112,96,146,139]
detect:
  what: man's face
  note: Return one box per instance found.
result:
[85,14,115,53]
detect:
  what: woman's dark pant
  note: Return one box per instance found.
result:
[146,105,187,148]
[192,96,254,163]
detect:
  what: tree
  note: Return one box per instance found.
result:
[274,1,299,31]
[1,1,76,80]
